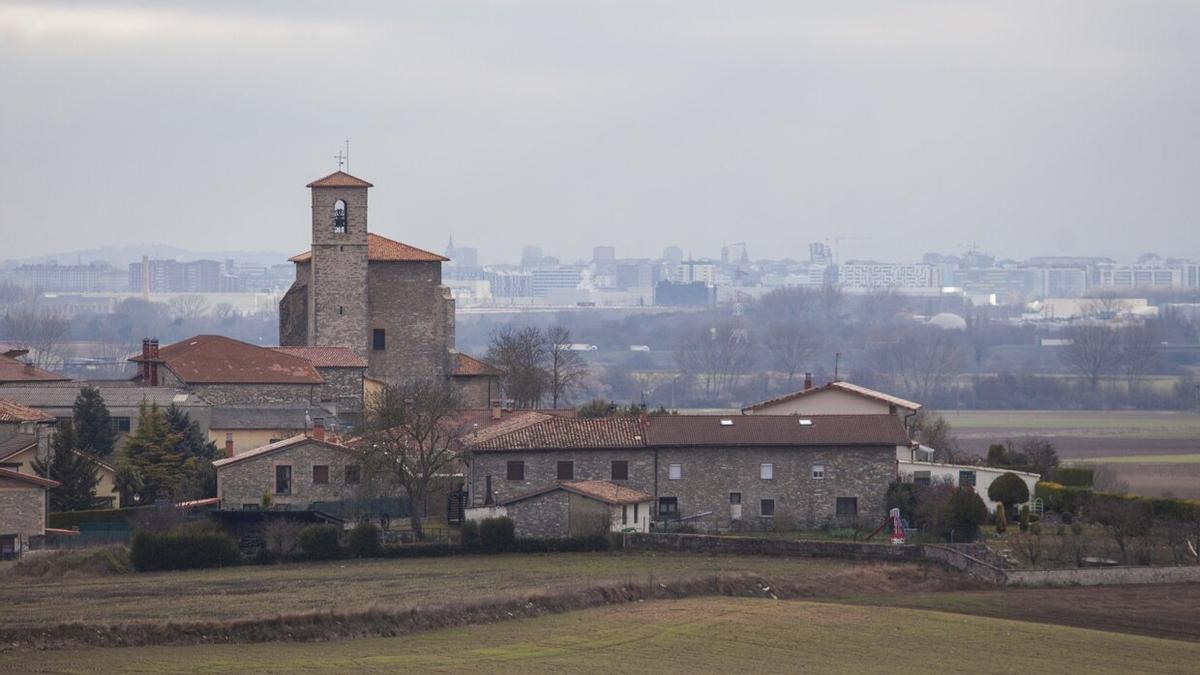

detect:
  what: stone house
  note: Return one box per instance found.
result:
[742,378,921,418]
[208,405,332,457]
[271,346,368,417]
[467,414,910,529]
[449,353,504,408]
[213,431,367,511]
[0,468,59,559]
[466,480,653,538]
[0,347,70,386]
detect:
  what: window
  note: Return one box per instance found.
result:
[372,329,386,351]
[0,462,20,471]
[506,460,525,481]
[658,497,678,518]
[634,502,639,523]
[241,503,260,511]
[275,465,292,494]
[760,463,774,480]
[269,438,281,444]
[345,465,361,484]
[668,463,682,480]
[332,199,347,233]
[611,460,629,480]
[622,504,628,525]
[557,460,574,480]
[729,492,741,505]
[811,464,826,480]
[913,471,931,486]
[959,470,977,488]
[312,465,330,484]
[836,497,858,517]
[111,417,132,433]
[338,306,344,315]
[760,498,775,517]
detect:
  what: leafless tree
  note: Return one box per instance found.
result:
[871,326,963,400]
[910,411,959,463]
[168,295,209,320]
[485,325,548,408]
[762,320,821,386]
[213,302,238,320]
[1118,324,1162,394]
[674,321,755,400]
[1081,290,1129,320]
[0,307,71,368]
[360,379,467,539]
[1059,324,1121,390]
[545,325,588,408]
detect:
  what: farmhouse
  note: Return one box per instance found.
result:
[0,467,59,559]
[467,414,910,529]
[742,377,921,418]
[467,480,653,538]
[213,430,366,511]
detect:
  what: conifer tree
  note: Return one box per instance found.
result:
[73,386,116,456]
[118,403,184,502]
[32,420,100,512]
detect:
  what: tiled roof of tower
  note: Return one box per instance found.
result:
[0,398,55,423]
[470,416,646,451]
[0,355,70,383]
[451,353,504,377]
[305,171,374,188]
[271,347,367,369]
[131,335,324,385]
[288,233,449,263]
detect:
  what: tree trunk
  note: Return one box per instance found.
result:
[409,483,427,540]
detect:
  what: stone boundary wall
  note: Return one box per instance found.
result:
[1007,565,1200,587]
[624,533,924,563]
[919,544,1008,586]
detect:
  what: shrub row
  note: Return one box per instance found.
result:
[130,527,239,571]
[1048,466,1094,487]
[48,506,155,529]
[1036,482,1200,522]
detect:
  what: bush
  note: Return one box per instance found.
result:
[479,517,516,553]
[1036,481,1092,514]
[1050,467,1094,487]
[987,473,1030,509]
[994,502,1007,533]
[919,484,988,542]
[1019,505,1031,532]
[130,527,239,572]
[513,535,610,553]
[459,520,480,549]
[885,481,924,521]
[48,506,155,529]
[348,522,383,558]
[298,524,342,561]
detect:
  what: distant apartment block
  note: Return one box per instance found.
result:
[8,262,125,292]
[486,270,533,299]
[531,267,584,297]
[837,263,937,289]
[1093,264,1180,290]
[673,260,717,285]
[128,258,223,293]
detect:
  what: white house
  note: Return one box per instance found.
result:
[743,378,921,418]
[897,445,1040,514]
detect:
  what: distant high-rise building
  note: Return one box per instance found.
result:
[809,243,833,266]
[837,263,937,289]
[127,259,222,292]
[674,260,717,285]
[662,246,683,265]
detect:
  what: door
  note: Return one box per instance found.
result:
[729,492,742,521]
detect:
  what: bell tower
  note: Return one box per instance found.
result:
[305,171,372,356]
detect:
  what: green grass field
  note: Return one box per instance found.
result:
[936,410,1200,437]
[6,597,1199,674]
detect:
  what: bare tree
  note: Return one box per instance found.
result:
[360,379,466,539]
[168,294,209,320]
[545,325,588,408]
[0,308,71,368]
[1060,324,1121,390]
[871,326,963,400]
[213,302,238,321]
[1081,290,1129,320]
[485,325,548,408]
[1118,324,1162,394]
[674,321,754,400]
[762,320,821,386]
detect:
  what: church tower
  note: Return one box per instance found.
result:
[305,171,372,357]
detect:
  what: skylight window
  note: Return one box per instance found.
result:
[720,419,734,426]
[799,419,813,426]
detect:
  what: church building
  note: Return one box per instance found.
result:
[279,171,498,403]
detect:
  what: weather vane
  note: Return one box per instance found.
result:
[333,140,351,171]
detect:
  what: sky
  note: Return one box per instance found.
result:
[2,0,1199,265]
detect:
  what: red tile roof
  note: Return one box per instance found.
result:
[470,416,646,451]
[0,355,70,384]
[289,233,449,263]
[213,434,355,468]
[0,467,59,488]
[132,335,324,385]
[502,480,653,506]
[0,398,55,423]
[451,353,504,377]
[743,381,922,413]
[271,346,367,369]
[645,414,910,447]
[306,171,374,188]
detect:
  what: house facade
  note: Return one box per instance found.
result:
[0,468,59,559]
[897,446,1040,513]
[743,378,922,418]
[213,433,366,511]
[467,480,653,538]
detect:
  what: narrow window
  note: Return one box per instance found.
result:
[506,460,525,481]
[345,465,361,484]
[811,464,826,480]
[658,497,678,518]
[557,460,574,480]
[332,199,348,233]
[729,492,742,505]
[372,329,386,351]
[611,460,629,480]
[634,502,639,522]
[275,465,292,495]
[760,463,774,480]
[338,306,344,315]
[836,497,858,517]
[760,498,775,517]
[622,504,628,525]
[312,465,330,484]
[668,463,682,480]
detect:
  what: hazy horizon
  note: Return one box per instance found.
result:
[3,1,1198,264]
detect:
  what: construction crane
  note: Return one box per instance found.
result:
[825,236,869,265]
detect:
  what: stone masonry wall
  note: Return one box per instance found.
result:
[217,440,366,509]
[506,490,571,538]
[452,376,494,408]
[470,448,655,507]
[625,533,924,562]
[309,186,370,357]
[367,261,453,384]
[0,477,46,541]
[316,367,364,413]
[278,265,309,347]
[189,383,318,407]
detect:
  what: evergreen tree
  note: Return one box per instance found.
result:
[164,404,218,461]
[73,386,116,456]
[118,403,185,503]
[32,420,100,512]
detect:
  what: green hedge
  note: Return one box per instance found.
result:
[478,517,516,552]
[298,524,341,561]
[1049,467,1094,487]
[513,535,610,553]
[1035,481,1093,514]
[347,522,382,558]
[49,506,155,529]
[130,529,239,571]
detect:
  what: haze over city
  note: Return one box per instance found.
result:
[4,0,1199,263]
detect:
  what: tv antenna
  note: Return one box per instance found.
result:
[334,140,351,171]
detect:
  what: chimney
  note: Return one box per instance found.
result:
[490,400,502,421]
[312,419,326,441]
[140,338,151,382]
[804,372,813,390]
[224,434,234,458]
[149,339,160,386]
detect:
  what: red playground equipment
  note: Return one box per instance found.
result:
[865,507,906,544]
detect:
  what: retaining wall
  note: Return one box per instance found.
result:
[624,533,924,563]
[1007,565,1200,587]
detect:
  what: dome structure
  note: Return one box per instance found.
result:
[927,312,967,331]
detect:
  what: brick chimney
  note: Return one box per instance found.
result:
[804,372,813,390]
[140,338,151,381]
[490,400,502,421]
[312,419,326,441]
[149,338,160,386]
[224,434,234,458]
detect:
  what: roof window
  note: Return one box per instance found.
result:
[720,419,734,426]
[799,419,813,426]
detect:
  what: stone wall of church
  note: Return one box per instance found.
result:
[367,261,453,384]
[278,264,309,347]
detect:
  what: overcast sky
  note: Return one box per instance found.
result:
[2,0,1198,265]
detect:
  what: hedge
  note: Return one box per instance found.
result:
[478,517,516,552]
[130,529,239,571]
[348,522,383,558]
[1035,481,1092,514]
[1036,483,1200,522]
[512,534,610,553]
[298,524,342,561]
[49,506,155,529]
[1049,467,1094,487]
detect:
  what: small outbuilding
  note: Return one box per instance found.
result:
[467,480,654,539]
[0,467,60,559]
